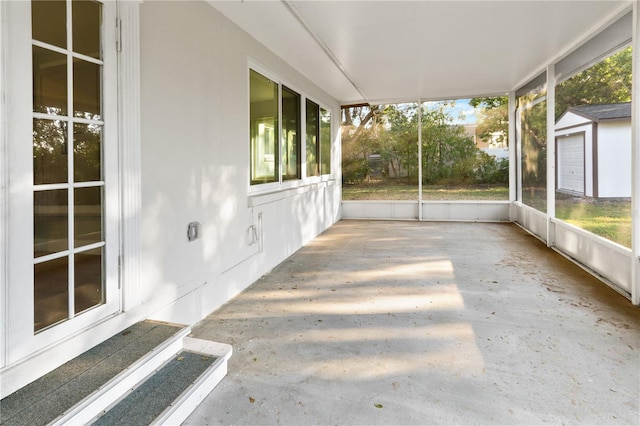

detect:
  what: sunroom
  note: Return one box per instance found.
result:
[0,0,638,420]
[214,0,639,304]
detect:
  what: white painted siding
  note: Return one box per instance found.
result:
[138,1,341,323]
[597,121,632,198]
[555,112,591,129]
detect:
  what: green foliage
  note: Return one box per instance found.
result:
[520,98,547,203]
[420,102,480,184]
[474,152,509,184]
[469,96,507,109]
[342,158,370,184]
[341,101,509,186]
[556,46,632,118]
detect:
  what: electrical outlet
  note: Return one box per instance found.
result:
[187,221,201,242]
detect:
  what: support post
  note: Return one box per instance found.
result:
[631,2,640,305]
[508,90,517,220]
[546,64,556,247]
[418,99,423,221]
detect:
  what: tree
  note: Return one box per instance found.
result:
[341,105,385,183]
[555,46,632,118]
[420,102,478,184]
[341,100,507,186]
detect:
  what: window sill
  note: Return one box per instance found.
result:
[248,178,337,207]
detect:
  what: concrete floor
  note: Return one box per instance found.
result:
[186,220,640,425]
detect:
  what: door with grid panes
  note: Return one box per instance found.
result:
[5,0,119,361]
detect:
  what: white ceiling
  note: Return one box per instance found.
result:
[209,0,631,105]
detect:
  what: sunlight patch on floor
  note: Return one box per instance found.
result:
[300,323,485,380]
[218,283,464,317]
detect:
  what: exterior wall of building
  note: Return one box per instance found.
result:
[0,0,341,396]
[137,0,341,324]
[597,120,632,197]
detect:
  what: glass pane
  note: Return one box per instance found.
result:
[32,0,66,49]
[73,0,101,59]
[306,99,319,177]
[73,58,101,119]
[554,46,632,248]
[249,70,279,184]
[281,86,300,180]
[74,123,101,182]
[34,256,69,332]
[422,99,508,200]
[33,46,68,115]
[75,248,103,313]
[74,186,102,248]
[320,108,331,175]
[33,119,68,185]
[34,189,68,257]
[341,103,419,201]
[520,95,547,212]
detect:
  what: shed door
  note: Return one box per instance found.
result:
[557,133,585,194]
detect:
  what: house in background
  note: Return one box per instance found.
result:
[464,124,509,159]
[555,102,631,198]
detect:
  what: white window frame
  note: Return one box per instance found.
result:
[2,0,121,364]
[248,60,334,195]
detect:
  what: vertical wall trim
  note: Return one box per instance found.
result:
[631,1,639,305]
[592,122,599,198]
[546,64,556,247]
[117,1,143,311]
[0,0,7,369]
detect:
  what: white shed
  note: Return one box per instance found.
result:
[555,103,631,198]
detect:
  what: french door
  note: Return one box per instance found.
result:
[5,0,120,363]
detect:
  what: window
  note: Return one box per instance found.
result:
[250,67,331,186]
[554,46,632,247]
[306,99,319,177]
[341,100,506,201]
[250,69,279,185]
[31,0,107,332]
[282,86,301,180]
[320,108,331,175]
[518,88,547,212]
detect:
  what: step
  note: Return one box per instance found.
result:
[0,321,232,426]
[91,338,231,426]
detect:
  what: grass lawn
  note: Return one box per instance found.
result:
[342,181,509,201]
[342,181,631,247]
[555,196,631,248]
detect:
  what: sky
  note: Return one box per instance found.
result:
[423,98,478,125]
[451,99,478,125]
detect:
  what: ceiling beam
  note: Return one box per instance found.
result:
[281,0,369,103]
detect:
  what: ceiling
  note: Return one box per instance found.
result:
[208,1,631,105]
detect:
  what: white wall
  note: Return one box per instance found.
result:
[597,121,632,197]
[552,219,632,293]
[137,0,341,323]
[0,0,341,397]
